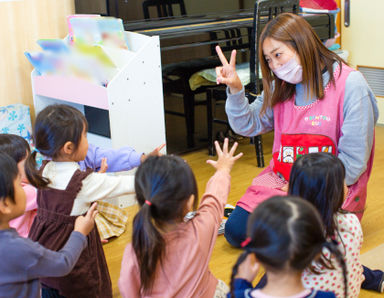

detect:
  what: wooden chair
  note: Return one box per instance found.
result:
[142,0,186,19]
[206,0,300,167]
[142,0,223,148]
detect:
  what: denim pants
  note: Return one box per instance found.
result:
[224,206,250,247]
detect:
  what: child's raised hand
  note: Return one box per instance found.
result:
[215,46,243,94]
[98,158,108,173]
[235,253,260,282]
[140,144,166,163]
[74,203,98,236]
[206,138,242,174]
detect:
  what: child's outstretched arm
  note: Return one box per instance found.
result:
[190,139,242,254]
[24,203,98,278]
[140,143,166,163]
[80,143,166,173]
[80,143,143,172]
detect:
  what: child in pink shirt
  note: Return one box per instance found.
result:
[0,134,36,237]
[119,139,242,298]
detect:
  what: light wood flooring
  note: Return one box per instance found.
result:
[104,126,384,297]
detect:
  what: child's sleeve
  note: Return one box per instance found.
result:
[22,231,87,278]
[80,143,143,172]
[76,172,135,204]
[189,170,231,250]
[196,170,231,225]
[227,278,254,298]
[118,245,141,298]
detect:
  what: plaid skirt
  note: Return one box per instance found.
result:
[94,201,129,240]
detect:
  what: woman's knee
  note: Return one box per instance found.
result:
[224,207,249,247]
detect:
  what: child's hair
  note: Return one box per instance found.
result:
[132,155,198,293]
[0,134,30,163]
[25,104,88,188]
[0,152,19,204]
[230,196,347,298]
[288,153,345,239]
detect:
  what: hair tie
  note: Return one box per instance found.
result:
[145,200,152,206]
[32,148,40,154]
[241,237,252,248]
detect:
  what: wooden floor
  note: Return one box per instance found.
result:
[104,126,384,297]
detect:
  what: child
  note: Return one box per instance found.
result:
[0,152,98,297]
[229,195,345,298]
[0,134,36,238]
[119,138,243,297]
[0,133,163,241]
[289,153,384,296]
[25,104,136,298]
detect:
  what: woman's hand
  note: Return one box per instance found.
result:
[215,46,243,94]
[206,138,243,174]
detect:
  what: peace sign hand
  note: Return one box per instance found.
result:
[215,46,243,94]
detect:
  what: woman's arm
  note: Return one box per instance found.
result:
[338,71,378,185]
[216,46,274,137]
[225,88,274,137]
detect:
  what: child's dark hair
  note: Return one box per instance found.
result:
[132,155,198,294]
[25,104,88,188]
[0,134,30,163]
[288,153,346,239]
[0,152,19,204]
[230,196,347,298]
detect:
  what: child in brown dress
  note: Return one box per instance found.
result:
[25,104,135,298]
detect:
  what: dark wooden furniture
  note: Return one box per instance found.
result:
[123,9,335,153]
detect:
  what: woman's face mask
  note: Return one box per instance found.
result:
[263,37,302,84]
[272,57,303,84]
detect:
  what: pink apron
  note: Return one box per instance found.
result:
[237,64,374,220]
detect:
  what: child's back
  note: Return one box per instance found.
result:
[120,169,230,297]
[302,212,363,297]
[29,163,112,297]
[289,153,364,297]
[119,139,242,297]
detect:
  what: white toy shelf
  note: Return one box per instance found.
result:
[31,31,166,207]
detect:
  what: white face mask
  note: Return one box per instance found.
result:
[272,57,303,84]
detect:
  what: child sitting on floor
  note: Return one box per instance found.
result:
[289,153,384,296]
[119,138,242,297]
[229,195,345,297]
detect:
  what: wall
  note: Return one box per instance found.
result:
[0,0,75,117]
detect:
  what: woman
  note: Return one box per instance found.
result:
[216,13,378,247]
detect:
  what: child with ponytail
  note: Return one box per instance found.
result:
[25,104,136,298]
[289,153,384,296]
[119,138,243,297]
[0,134,36,238]
[229,196,345,298]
